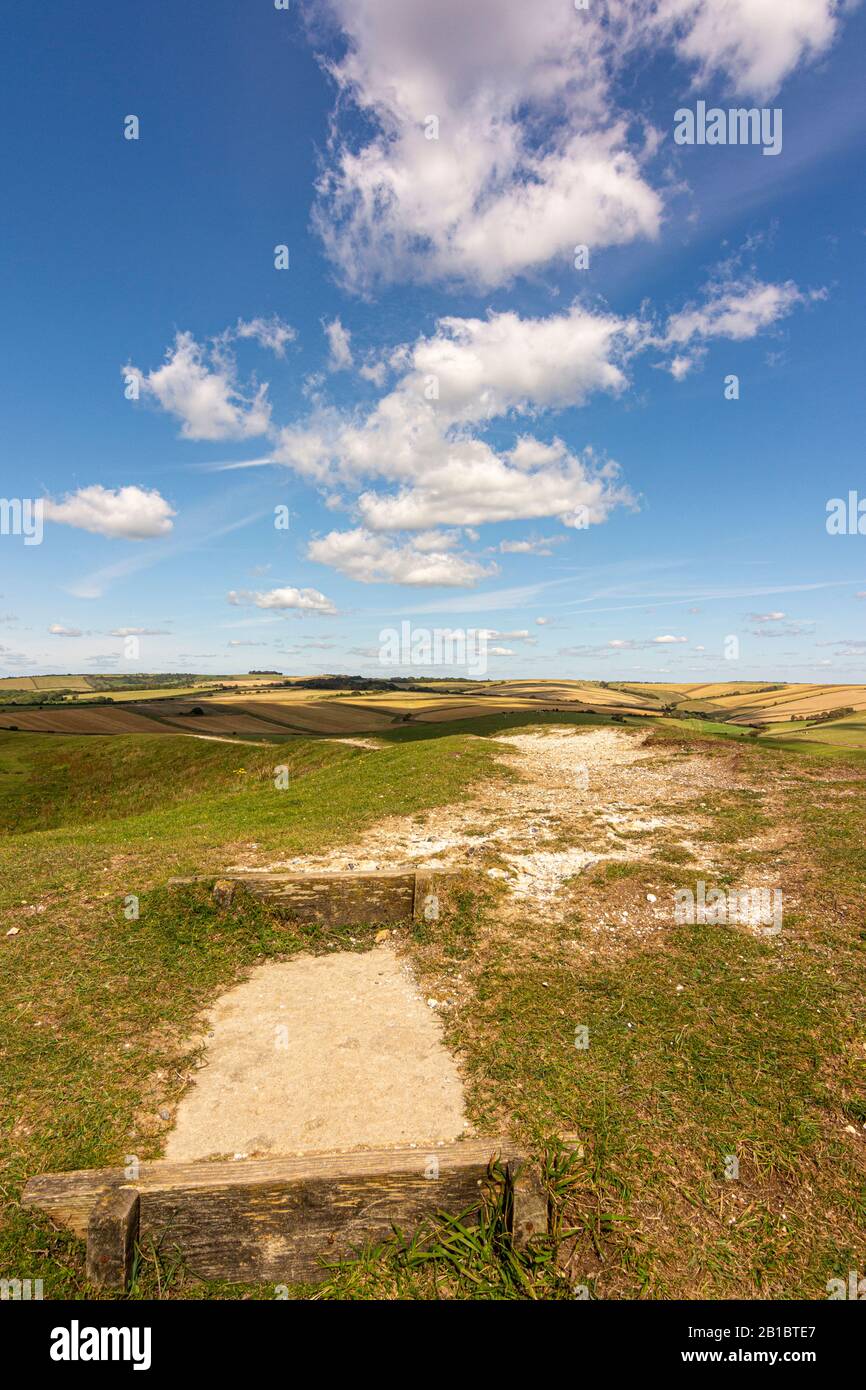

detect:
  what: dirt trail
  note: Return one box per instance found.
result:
[187,733,251,745]
[228,726,729,916]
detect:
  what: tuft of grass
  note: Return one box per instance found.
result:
[314,1147,581,1300]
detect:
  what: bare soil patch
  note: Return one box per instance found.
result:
[165,944,467,1161]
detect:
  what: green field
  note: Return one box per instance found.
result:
[760,712,866,749]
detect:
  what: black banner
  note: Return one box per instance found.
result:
[6,1299,861,1375]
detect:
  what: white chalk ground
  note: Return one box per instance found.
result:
[165,944,467,1161]
[226,727,725,912]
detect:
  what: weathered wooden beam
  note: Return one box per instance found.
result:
[506,1158,549,1251]
[413,869,444,923]
[24,1137,524,1287]
[168,868,460,927]
[86,1186,140,1290]
[237,870,416,925]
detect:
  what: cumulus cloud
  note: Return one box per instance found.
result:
[125,264,821,592]
[602,634,688,650]
[398,305,636,420]
[324,317,354,370]
[307,528,496,587]
[233,315,297,357]
[653,271,824,377]
[271,277,819,559]
[664,278,815,348]
[647,0,843,100]
[359,358,388,387]
[43,485,175,540]
[227,586,337,614]
[48,623,83,637]
[358,441,633,533]
[664,352,703,381]
[274,304,639,544]
[314,0,662,291]
[128,331,271,440]
[312,0,847,289]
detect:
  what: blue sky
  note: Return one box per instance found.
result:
[1,0,865,682]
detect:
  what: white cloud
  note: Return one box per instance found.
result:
[748,611,786,621]
[665,353,701,381]
[411,528,461,553]
[648,0,843,100]
[274,305,638,542]
[129,331,271,440]
[43,485,175,540]
[128,268,818,593]
[402,306,636,421]
[227,586,337,615]
[324,317,354,371]
[498,536,562,556]
[355,440,633,533]
[272,277,817,558]
[108,627,170,636]
[234,316,297,357]
[314,0,662,290]
[312,0,849,289]
[604,634,688,650]
[48,623,83,637]
[664,278,812,348]
[483,629,536,646]
[307,528,496,587]
[359,358,388,387]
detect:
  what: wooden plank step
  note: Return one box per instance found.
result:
[168,867,458,926]
[23,1137,530,1288]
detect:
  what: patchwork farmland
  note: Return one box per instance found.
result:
[2,677,866,750]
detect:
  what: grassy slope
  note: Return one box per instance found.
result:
[759,712,866,749]
[0,728,502,1298]
[1,717,864,1300]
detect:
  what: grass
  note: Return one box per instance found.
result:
[1,714,864,1300]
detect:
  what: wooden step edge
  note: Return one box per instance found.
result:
[22,1136,526,1240]
[168,868,462,886]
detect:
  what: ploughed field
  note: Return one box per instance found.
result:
[2,677,866,749]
